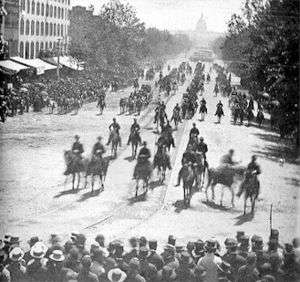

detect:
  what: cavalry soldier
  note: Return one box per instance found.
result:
[106,118,121,146]
[215,101,224,123]
[181,145,196,166]
[92,136,106,159]
[197,137,208,161]
[138,141,151,160]
[237,155,261,197]
[72,135,84,158]
[127,118,142,146]
[220,149,238,166]
[189,123,199,139]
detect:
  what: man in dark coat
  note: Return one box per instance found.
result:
[148,240,164,271]
[107,118,121,146]
[72,135,84,157]
[189,123,199,138]
[127,119,141,145]
[92,136,106,158]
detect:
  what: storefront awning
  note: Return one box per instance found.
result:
[0,59,29,73]
[52,56,84,71]
[11,57,57,75]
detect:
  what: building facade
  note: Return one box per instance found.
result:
[4,0,70,59]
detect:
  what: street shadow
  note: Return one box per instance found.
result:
[283,177,300,187]
[149,180,162,191]
[124,156,135,162]
[201,200,232,212]
[96,113,103,116]
[127,191,147,205]
[252,132,296,163]
[54,188,84,198]
[145,126,154,131]
[234,213,254,226]
[173,200,188,213]
[77,189,102,202]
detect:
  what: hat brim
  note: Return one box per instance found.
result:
[30,249,46,259]
[107,269,127,282]
[49,254,65,262]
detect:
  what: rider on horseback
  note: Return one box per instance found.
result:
[237,155,261,197]
[162,121,175,148]
[220,149,238,166]
[197,137,208,160]
[134,141,152,179]
[106,118,121,147]
[189,123,200,139]
[92,136,106,160]
[127,118,142,146]
[72,135,84,158]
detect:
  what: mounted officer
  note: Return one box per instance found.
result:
[189,123,200,139]
[220,149,239,166]
[92,136,106,159]
[106,118,121,146]
[197,137,208,160]
[72,135,84,158]
[127,118,142,146]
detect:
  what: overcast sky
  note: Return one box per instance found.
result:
[71,0,244,33]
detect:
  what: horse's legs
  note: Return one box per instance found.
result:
[220,186,224,206]
[91,175,94,193]
[244,195,247,215]
[230,186,235,207]
[251,196,256,214]
[135,179,139,197]
[211,183,216,202]
[72,174,75,190]
[77,173,80,190]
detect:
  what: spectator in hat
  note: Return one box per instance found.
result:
[145,264,159,282]
[194,264,206,282]
[175,251,195,282]
[236,232,244,245]
[46,234,64,259]
[90,248,106,280]
[216,261,232,282]
[64,247,81,273]
[139,237,147,248]
[260,274,276,282]
[0,248,10,282]
[269,252,284,281]
[64,240,74,255]
[281,245,298,281]
[161,244,179,270]
[77,255,99,282]
[192,240,205,264]
[197,239,222,282]
[107,268,127,282]
[148,240,164,271]
[124,237,139,264]
[223,244,245,281]
[26,242,48,282]
[126,258,145,282]
[168,235,176,247]
[95,234,105,248]
[24,236,39,263]
[238,235,250,258]
[138,247,151,277]
[7,247,26,282]
[46,250,69,282]
[237,252,259,282]
[71,233,88,259]
[260,262,272,277]
[104,257,118,274]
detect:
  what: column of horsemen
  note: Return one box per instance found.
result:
[64,61,261,213]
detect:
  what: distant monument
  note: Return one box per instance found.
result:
[195,14,207,34]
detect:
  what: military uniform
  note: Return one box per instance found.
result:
[107,122,121,146]
[72,141,84,156]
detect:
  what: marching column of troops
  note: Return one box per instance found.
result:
[0,230,299,282]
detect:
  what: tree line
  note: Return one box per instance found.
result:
[213,0,299,151]
[69,1,191,80]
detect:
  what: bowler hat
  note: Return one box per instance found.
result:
[30,242,48,259]
[168,235,176,246]
[49,250,65,262]
[28,236,39,247]
[9,247,24,262]
[107,268,127,282]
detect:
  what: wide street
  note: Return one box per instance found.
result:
[0,55,298,249]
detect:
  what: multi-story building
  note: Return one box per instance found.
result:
[4,0,70,59]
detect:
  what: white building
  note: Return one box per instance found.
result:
[18,0,70,59]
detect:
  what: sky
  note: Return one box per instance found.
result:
[71,0,244,33]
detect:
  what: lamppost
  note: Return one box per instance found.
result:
[56,37,62,79]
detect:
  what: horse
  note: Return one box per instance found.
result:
[63,150,89,190]
[109,129,120,158]
[133,155,152,197]
[153,147,171,184]
[239,172,260,215]
[205,165,246,207]
[86,155,110,192]
[178,163,195,206]
[193,152,206,190]
[129,130,141,159]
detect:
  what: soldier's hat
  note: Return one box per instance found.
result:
[224,238,237,247]
[240,235,250,245]
[149,240,157,250]
[74,135,80,139]
[251,235,260,243]
[168,235,176,246]
[194,239,204,249]
[270,229,279,240]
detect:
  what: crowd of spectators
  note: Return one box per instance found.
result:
[0,230,299,282]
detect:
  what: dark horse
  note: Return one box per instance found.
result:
[64,151,109,192]
[205,165,246,207]
[177,163,195,206]
[129,129,141,159]
[193,152,207,190]
[239,172,260,215]
[133,155,152,197]
[153,146,171,184]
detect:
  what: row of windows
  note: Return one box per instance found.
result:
[21,0,69,19]
[20,19,68,37]
[19,41,67,59]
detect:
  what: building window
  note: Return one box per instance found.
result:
[46,4,49,16]
[31,20,35,35]
[41,3,44,16]
[61,25,63,36]
[45,22,49,35]
[61,8,64,19]
[25,42,30,59]
[40,42,44,50]
[50,5,53,17]
[53,42,56,49]
[57,23,60,36]
[27,0,30,13]
[36,21,39,35]
[49,42,52,49]
[50,23,53,36]
[25,20,30,35]
[41,22,44,35]
[58,7,60,19]
[31,0,35,14]
[21,0,25,11]
[45,42,48,50]
[54,6,57,18]
[53,23,56,36]
[36,2,40,15]
[20,42,24,58]
[65,8,68,20]
[30,42,35,58]
[36,42,39,57]
[20,18,25,35]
